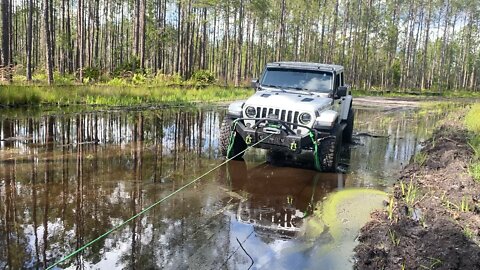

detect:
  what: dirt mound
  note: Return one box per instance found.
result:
[354,123,480,269]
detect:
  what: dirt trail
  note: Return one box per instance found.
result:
[353,97,422,108]
[354,112,480,269]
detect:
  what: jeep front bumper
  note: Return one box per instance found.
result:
[232,118,332,153]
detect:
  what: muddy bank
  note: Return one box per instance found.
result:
[354,112,480,269]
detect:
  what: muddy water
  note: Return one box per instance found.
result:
[0,105,442,269]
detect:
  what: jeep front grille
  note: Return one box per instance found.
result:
[254,107,300,129]
[237,202,300,234]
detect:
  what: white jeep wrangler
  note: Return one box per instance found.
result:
[220,62,354,172]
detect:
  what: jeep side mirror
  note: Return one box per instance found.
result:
[337,86,348,97]
[251,79,259,89]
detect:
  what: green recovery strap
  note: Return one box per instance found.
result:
[46,130,272,270]
[309,131,322,171]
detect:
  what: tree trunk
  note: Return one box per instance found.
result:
[1,0,12,82]
[44,0,54,84]
[276,0,286,61]
[77,0,84,81]
[66,0,73,73]
[421,0,432,90]
[26,0,33,81]
[234,0,244,87]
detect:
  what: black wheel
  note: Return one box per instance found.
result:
[219,118,247,159]
[219,118,231,156]
[342,108,355,143]
[318,126,342,172]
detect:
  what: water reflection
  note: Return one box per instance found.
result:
[347,108,440,187]
[0,106,444,269]
[222,161,385,270]
[0,108,225,269]
[226,161,345,239]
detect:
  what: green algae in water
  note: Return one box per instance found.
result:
[297,188,387,267]
[324,189,385,234]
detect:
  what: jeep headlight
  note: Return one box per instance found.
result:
[299,113,312,125]
[245,106,257,118]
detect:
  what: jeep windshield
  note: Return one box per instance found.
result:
[260,68,333,93]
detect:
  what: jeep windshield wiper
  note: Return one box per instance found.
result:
[284,87,314,95]
[261,84,281,89]
[261,84,288,93]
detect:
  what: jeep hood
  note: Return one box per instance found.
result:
[244,89,332,113]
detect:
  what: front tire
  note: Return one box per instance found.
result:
[318,126,342,172]
[219,118,247,159]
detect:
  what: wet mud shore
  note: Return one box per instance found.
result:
[354,111,480,269]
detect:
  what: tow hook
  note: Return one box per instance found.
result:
[290,141,298,151]
[245,134,252,145]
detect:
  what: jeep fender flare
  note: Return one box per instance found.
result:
[227,100,245,118]
[340,96,353,121]
[315,110,339,130]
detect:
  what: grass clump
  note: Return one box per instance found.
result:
[465,104,480,182]
[413,152,428,166]
[463,227,474,239]
[387,196,395,220]
[470,163,480,182]
[400,178,418,206]
[388,229,400,246]
[460,196,470,212]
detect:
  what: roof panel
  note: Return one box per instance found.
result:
[266,62,344,72]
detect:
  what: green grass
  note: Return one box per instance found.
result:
[388,229,400,246]
[353,88,480,99]
[465,104,480,133]
[463,228,474,239]
[419,101,461,110]
[460,196,470,212]
[400,178,418,206]
[419,257,443,269]
[2,70,253,107]
[443,90,480,98]
[465,104,480,182]
[470,163,480,182]
[413,152,428,166]
[0,85,253,107]
[387,196,395,220]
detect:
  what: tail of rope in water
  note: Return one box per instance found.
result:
[46,132,273,270]
[236,237,254,270]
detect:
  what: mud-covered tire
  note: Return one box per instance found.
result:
[318,127,342,172]
[219,118,247,159]
[342,108,354,143]
[219,118,231,156]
